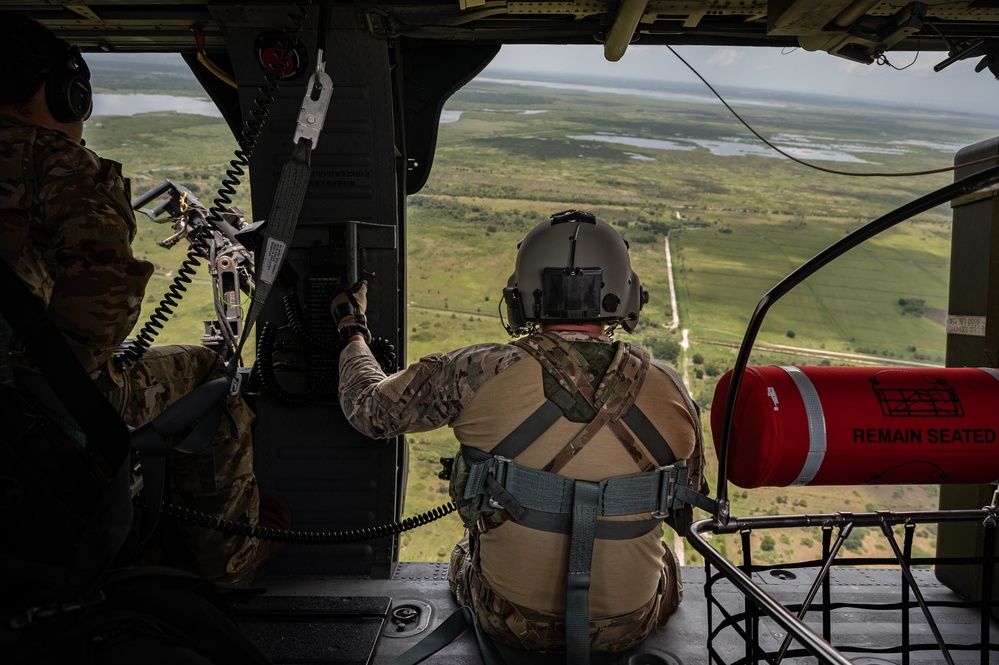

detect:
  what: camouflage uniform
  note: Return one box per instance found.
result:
[0,113,261,580]
[340,329,705,653]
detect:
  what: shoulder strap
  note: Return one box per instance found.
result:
[516,334,653,472]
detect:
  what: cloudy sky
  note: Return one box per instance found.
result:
[483,43,999,111]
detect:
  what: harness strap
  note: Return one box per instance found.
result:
[463,447,679,520]
[489,388,575,459]
[567,480,599,665]
[386,605,507,665]
[465,333,709,662]
[13,366,87,447]
[0,259,137,593]
[234,137,313,366]
[513,334,654,473]
[0,313,14,387]
[619,405,675,468]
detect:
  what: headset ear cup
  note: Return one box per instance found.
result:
[45,68,92,123]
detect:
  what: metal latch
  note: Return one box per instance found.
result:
[293,70,333,148]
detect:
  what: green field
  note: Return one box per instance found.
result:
[84,64,998,567]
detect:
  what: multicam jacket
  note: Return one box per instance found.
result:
[0,113,154,381]
[339,329,705,621]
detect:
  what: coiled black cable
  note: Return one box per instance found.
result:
[116,231,213,369]
[283,292,338,350]
[159,499,456,545]
[206,3,307,229]
[119,2,309,368]
[255,320,340,406]
[283,292,398,372]
[255,294,398,405]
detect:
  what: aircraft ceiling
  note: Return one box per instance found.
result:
[9,0,999,72]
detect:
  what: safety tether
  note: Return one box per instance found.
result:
[232,67,333,378]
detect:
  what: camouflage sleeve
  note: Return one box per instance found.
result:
[651,359,708,496]
[339,340,526,440]
[32,131,154,375]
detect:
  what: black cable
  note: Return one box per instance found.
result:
[116,231,212,369]
[159,499,455,545]
[666,45,999,178]
[255,320,339,406]
[119,2,309,367]
[206,2,307,230]
[255,294,398,406]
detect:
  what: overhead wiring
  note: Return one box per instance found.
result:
[666,45,999,177]
[876,42,919,71]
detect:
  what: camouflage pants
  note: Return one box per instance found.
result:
[104,345,260,581]
[448,531,682,653]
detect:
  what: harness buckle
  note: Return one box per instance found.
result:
[652,464,675,519]
[487,455,512,510]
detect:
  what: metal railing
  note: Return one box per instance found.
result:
[687,506,999,664]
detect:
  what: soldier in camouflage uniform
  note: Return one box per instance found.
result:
[0,13,288,585]
[334,210,708,658]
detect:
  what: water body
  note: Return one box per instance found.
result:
[568,133,881,164]
[477,76,787,109]
[92,94,222,117]
[440,110,463,124]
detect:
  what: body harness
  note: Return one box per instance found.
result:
[455,332,715,665]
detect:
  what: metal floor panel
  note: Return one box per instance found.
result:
[244,564,999,664]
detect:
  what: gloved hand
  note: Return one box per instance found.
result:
[330,280,372,344]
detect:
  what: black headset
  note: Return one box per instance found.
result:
[45,45,93,123]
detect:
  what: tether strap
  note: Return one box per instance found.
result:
[387,605,506,665]
[567,480,600,665]
[234,137,313,366]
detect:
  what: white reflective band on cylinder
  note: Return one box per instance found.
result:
[780,366,827,486]
[979,367,999,383]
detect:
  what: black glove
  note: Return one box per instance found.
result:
[330,280,372,344]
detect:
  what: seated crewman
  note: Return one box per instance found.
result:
[333,210,708,661]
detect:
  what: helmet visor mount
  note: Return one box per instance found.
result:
[541,267,602,320]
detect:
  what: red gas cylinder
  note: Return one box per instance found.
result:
[711,366,999,488]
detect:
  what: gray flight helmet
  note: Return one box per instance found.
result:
[502,210,648,335]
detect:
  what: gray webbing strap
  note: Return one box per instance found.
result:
[566,480,600,665]
[387,605,506,665]
[234,137,313,366]
[620,404,675,467]
[489,389,574,459]
[512,508,660,540]
[14,366,87,447]
[463,450,676,518]
[233,68,332,369]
